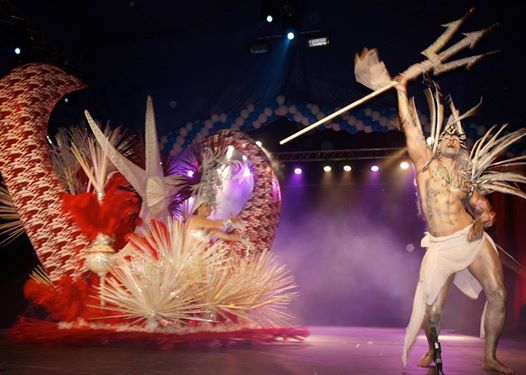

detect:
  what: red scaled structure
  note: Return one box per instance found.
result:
[0,64,90,281]
[201,130,281,257]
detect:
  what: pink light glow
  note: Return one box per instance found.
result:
[187,170,194,177]
[294,167,302,175]
[370,165,379,172]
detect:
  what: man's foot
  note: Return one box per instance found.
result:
[416,351,434,368]
[483,358,514,374]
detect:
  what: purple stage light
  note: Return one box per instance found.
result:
[294,167,302,175]
[187,170,194,177]
[370,165,379,172]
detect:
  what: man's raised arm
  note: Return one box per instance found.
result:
[395,80,431,171]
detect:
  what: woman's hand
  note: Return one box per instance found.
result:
[224,216,244,230]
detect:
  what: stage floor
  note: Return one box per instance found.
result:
[1,326,525,374]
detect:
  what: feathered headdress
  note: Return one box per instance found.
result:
[422,87,481,153]
[165,138,242,217]
[190,146,231,211]
[419,87,526,198]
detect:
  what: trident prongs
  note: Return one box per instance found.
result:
[433,50,499,75]
[279,9,499,145]
[422,7,476,62]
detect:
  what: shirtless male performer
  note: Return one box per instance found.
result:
[395,76,513,373]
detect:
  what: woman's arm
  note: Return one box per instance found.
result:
[210,229,242,242]
[188,215,236,230]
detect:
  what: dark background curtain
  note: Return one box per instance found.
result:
[491,191,526,329]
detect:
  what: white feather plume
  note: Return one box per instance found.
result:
[0,183,25,246]
[471,125,526,197]
[354,48,392,91]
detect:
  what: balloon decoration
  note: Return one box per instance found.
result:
[163,94,406,155]
[162,94,499,156]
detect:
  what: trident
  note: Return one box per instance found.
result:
[279,8,498,145]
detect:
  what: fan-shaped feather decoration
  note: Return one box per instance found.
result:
[99,218,297,330]
[471,125,526,197]
[0,183,25,246]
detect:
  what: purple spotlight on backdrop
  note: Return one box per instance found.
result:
[187,170,194,177]
[294,167,302,175]
[371,165,379,172]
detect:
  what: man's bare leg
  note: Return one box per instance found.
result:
[417,274,455,368]
[468,239,513,374]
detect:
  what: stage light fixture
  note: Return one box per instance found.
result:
[400,161,410,170]
[287,31,295,40]
[14,47,21,55]
[294,167,302,175]
[266,15,273,23]
[307,36,330,48]
[187,170,194,177]
[323,165,331,172]
[371,165,379,172]
[343,165,352,172]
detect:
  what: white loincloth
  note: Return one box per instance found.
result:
[401,224,497,367]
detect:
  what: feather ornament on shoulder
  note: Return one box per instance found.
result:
[470,125,526,198]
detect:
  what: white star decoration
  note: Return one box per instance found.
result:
[85,96,172,223]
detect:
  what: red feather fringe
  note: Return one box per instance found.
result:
[8,317,309,349]
[24,275,124,323]
[62,173,141,249]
